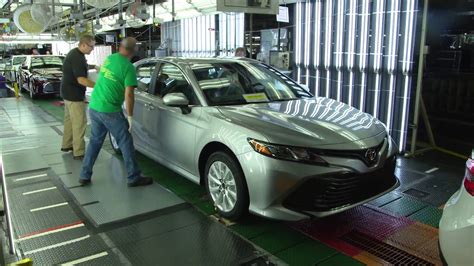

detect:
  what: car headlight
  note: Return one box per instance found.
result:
[248,138,327,165]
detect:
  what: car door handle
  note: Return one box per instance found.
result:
[144,102,155,111]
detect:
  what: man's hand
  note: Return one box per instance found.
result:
[127,116,133,132]
[77,77,95,88]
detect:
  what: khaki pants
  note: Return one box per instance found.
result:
[62,100,87,156]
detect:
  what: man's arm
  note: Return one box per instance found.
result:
[125,86,135,117]
[125,86,135,132]
[77,77,95,88]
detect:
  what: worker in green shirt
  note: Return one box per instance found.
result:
[80,37,153,187]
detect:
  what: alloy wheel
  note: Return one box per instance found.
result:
[208,161,238,212]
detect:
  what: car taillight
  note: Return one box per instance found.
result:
[464,158,474,196]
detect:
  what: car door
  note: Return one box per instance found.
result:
[142,62,203,175]
[130,61,159,153]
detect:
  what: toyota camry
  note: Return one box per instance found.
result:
[109,57,399,221]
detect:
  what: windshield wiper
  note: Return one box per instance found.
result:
[270,98,299,102]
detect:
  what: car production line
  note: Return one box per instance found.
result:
[0,95,467,265]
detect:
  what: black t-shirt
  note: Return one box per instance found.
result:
[61,48,88,101]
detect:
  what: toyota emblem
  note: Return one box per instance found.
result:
[365,149,377,162]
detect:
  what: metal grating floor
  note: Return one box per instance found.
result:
[341,230,434,265]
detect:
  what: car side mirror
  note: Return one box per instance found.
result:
[163,92,191,114]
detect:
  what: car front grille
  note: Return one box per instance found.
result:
[283,156,397,213]
[43,82,60,93]
[311,139,386,167]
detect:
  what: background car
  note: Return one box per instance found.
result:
[439,151,474,265]
[109,57,399,221]
[18,55,64,99]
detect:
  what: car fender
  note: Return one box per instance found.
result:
[193,107,268,176]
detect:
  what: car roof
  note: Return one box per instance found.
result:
[30,55,64,58]
[136,57,256,66]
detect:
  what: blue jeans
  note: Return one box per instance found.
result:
[80,109,141,183]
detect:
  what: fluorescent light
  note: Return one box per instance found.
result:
[304,1,311,86]
[324,0,333,69]
[399,0,416,151]
[359,72,366,110]
[373,0,384,72]
[326,72,331,97]
[386,75,395,130]
[387,0,400,73]
[334,0,344,103]
[295,1,302,83]
[337,72,342,101]
[399,76,410,151]
[348,72,354,106]
[386,0,400,131]
[324,0,333,96]
[373,73,380,118]
[304,1,311,68]
[347,0,357,69]
[313,0,322,95]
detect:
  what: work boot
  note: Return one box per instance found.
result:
[128,176,153,187]
[79,179,91,186]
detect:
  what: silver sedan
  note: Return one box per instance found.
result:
[109,57,399,221]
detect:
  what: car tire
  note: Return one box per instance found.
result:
[205,151,249,220]
[109,133,122,155]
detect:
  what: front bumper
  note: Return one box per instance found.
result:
[283,156,398,216]
[237,139,398,221]
[38,81,61,95]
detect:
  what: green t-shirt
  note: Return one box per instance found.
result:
[89,53,137,113]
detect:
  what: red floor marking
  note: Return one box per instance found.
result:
[18,220,83,239]
[291,206,414,257]
[52,101,64,107]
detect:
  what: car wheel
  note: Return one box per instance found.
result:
[109,133,122,155]
[29,81,37,99]
[205,151,249,220]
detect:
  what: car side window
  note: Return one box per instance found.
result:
[136,63,156,92]
[155,63,198,105]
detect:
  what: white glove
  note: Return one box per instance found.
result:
[128,116,133,133]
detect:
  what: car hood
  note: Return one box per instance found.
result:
[217,98,386,148]
[32,68,62,79]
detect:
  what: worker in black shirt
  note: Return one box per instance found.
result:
[60,35,96,160]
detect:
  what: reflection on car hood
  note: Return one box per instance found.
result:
[217,97,386,148]
[33,68,63,79]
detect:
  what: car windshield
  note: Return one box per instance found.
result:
[31,57,64,69]
[12,57,26,66]
[192,62,312,106]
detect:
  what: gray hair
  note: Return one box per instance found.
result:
[120,37,138,53]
